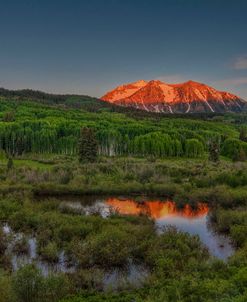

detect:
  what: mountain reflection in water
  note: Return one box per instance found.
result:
[105,198,234,260]
[44,196,234,260]
[106,199,209,219]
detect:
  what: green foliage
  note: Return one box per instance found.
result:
[11,264,71,302]
[208,138,220,162]
[0,271,12,302]
[221,138,247,161]
[185,139,204,158]
[12,265,43,302]
[212,208,247,247]
[2,111,15,122]
[39,241,59,263]
[72,227,133,268]
[0,95,241,159]
[239,126,247,142]
[7,158,14,170]
[59,293,142,302]
[43,274,71,302]
[144,227,208,275]
[78,127,98,163]
[0,150,7,160]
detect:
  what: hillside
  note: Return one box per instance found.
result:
[0,87,240,120]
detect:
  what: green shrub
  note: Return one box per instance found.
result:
[39,241,59,263]
[144,227,209,275]
[230,225,247,247]
[71,227,132,268]
[43,274,71,302]
[12,265,43,302]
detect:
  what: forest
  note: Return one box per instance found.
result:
[0,92,247,161]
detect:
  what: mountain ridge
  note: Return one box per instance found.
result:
[101,80,247,113]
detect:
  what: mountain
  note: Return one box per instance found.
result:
[101,80,247,113]
[0,87,164,117]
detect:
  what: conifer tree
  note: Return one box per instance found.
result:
[78,127,98,162]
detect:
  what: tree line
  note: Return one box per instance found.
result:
[0,96,245,160]
[0,121,227,159]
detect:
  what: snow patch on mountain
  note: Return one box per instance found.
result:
[101,79,246,113]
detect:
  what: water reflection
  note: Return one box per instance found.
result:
[57,197,234,260]
[105,198,234,260]
[7,195,234,279]
[106,198,209,219]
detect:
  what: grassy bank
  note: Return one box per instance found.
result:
[1,155,247,206]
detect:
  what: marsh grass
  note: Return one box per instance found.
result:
[0,157,247,301]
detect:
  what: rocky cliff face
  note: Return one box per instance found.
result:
[101,80,246,113]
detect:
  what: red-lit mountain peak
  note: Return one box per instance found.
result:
[101,79,246,113]
[101,80,147,103]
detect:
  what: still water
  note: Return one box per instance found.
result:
[59,196,234,260]
[2,196,234,289]
[3,222,147,290]
[3,223,75,276]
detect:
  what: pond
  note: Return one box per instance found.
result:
[57,196,235,260]
[2,196,235,290]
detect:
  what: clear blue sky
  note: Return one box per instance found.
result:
[1,0,247,99]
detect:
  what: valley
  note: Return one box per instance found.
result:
[0,91,247,301]
[2,0,247,301]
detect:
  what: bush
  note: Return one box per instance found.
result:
[39,241,59,263]
[43,274,71,302]
[72,227,132,268]
[12,265,72,302]
[232,267,247,293]
[144,227,209,276]
[10,209,42,232]
[12,265,43,302]
[230,225,247,247]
